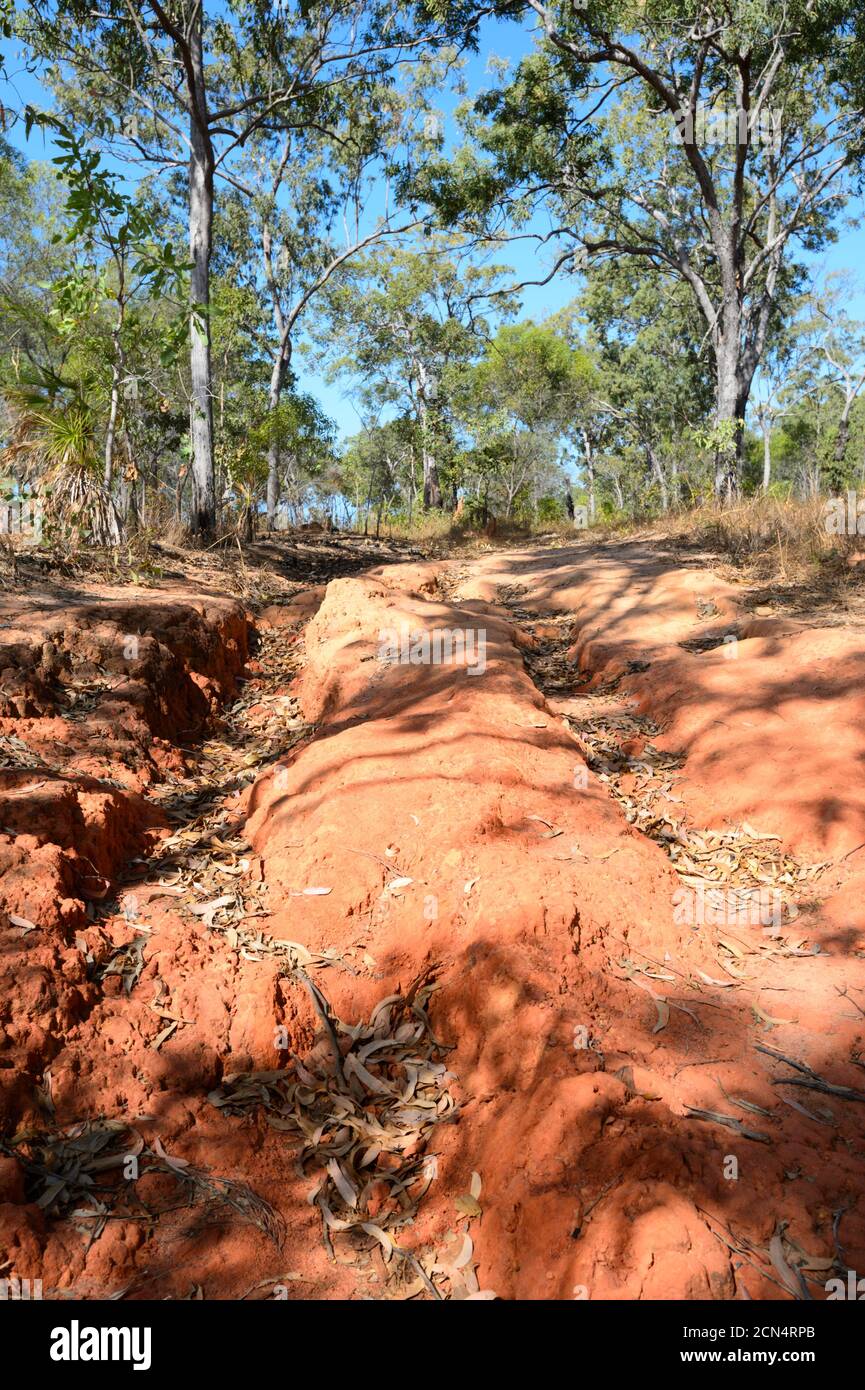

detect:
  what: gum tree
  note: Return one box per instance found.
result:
[221,58,450,527]
[426,0,864,496]
[20,0,479,532]
[323,237,511,508]
[466,320,594,517]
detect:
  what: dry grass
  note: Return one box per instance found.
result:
[377,512,460,544]
[380,512,567,553]
[344,497,865,586]
[586,495,864,586]
[7,495,863,602]
[662,496,841,573]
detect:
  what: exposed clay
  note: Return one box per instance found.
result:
[2,543,864,1301]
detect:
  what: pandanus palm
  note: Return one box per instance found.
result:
[1,381,123,545]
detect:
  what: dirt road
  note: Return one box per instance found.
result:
[2,538,864,1300]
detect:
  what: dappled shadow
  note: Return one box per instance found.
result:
[422,932,865,1300]
[4,537,865,1300]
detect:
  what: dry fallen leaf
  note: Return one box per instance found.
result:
[451,1233,474,1269]
[385,877,413,895]
[152,1137,190,1171]
[9,914,38,933]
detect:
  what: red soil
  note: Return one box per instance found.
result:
[2,541,864,1300]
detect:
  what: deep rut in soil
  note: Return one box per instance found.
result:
[3,541,865,1300]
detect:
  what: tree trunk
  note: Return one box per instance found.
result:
[104,313,126,491]
[104,363,121,490]
[834,409,851,465]
[175,465,188,523]
[186,15,216,536]
[266,338,291,527]
[762,423,772,491]
[580,428,595,523]
[711,239,750,500]
[407,446,416,524]
[714,339,748,501]
[119,468,133,526]
[422,443,442,509]
[363,472,373,535]
[417,371,441,509]
[422,405,445,508]
[646,443,669,511]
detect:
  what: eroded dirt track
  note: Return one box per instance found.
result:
[2,540,865,1300]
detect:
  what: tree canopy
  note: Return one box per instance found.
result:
[1,1,863,542]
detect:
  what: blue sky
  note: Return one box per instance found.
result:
[3,11,864,441]
[0,12,588,440]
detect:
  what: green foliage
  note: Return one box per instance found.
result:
[2,381,121,542]
[535,494,565,524]
[472,321,594,432]
[1,1,864,540]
